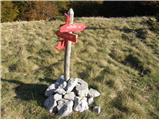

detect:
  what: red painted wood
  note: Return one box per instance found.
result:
[60,23,86,32]
[65,13,70,24]
[56,31,77,42]
[55,39,66,49]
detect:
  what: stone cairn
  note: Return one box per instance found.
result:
[44,75,101,117]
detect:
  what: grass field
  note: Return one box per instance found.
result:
[1,16,159,119]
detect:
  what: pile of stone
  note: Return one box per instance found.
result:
[44,75,101,117]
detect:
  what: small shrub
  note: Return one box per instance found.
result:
[1,1,19,22]
[135,28,147,39]
[146,18,159,33]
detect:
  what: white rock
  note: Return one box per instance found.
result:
[76,84,89,97]
[59,75,64,80]
[75,78,89,97]
[53,93,62,101]
[45,83,57,97]
[57,99,69,111]
[58,100,73,117]
[44,77,101,116]
[57,101,64,111]
[73,97,89,112]
[59,81,67,89]
[66,78,78,93]
[73,96,80,105]
[44,95,57,113]
[76,78,88,87]
[88,88,100,97]
[93,106,101,114]
[44,75,65,97]
[87,97,94,105]
[55,75,65,86]
[55,87,66,95]
[64,92,75,100]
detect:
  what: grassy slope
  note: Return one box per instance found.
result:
[1,17,159,119]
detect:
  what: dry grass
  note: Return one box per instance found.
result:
[1,16,159,118]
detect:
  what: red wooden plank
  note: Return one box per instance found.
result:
[56,31,77,42]
[55,40,66,49]
[65,13,70,24]
[60,23,86,32]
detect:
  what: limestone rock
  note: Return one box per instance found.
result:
[64,92,75,100]
[53,93,62,101]
[55,87,66,95]
[45,83,57,97]
[75,78,89,97]
[57,99,69,111]
[87,97,94,105]
[75,84,89,97]
[58,100,73,117]
[93,106,101,114]
[88,88,100,97]
[44,95,57,113]
[44,77,101,116]
[59,81,67,89]
[55,75,65,87]
[76,78,88,87]
[66,78,78,93]
[59,75,64,80]
[45,75,65,97]
[73,97,89,112]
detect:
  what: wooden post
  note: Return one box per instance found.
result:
[64,8,74,81]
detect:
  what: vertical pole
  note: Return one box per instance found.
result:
[64,8,74,81]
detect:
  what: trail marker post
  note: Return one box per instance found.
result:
[55,8,86,81]
[64,8,73,81]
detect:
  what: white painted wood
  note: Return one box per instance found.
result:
[64,8,74,81]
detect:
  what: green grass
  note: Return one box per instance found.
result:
[1,16,159,119]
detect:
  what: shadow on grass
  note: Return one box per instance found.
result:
[86,27,108,30]
[116,26,147,39]
[1,78,48,107]
[122,54,151,76]
[39,77,57,84]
